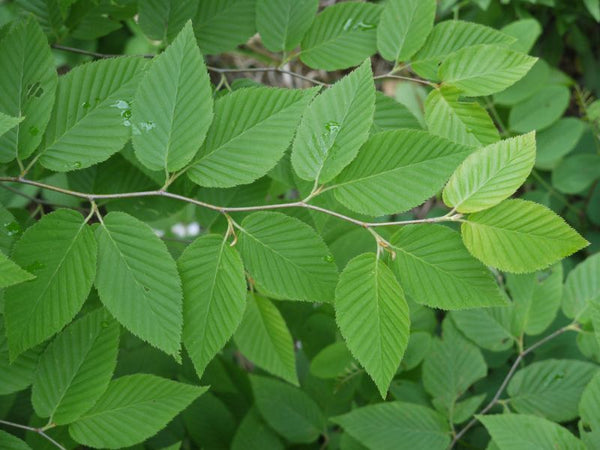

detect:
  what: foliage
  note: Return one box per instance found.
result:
[0,0,598,449]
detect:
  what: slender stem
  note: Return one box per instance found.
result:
[51,44,329,87]
[0,177,460,229]
[373,73,436,87]
[449,323,578,448]
[530,170,582,218]
[484,97,507,136]
[0,420,66,450]
[206,65,329,87]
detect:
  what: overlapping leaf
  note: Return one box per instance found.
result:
[4,210,96,359]
[0,113,22,140]
[333,130,472,216]
[0,18,57,163]
[291,59,375,183]
[372,92,421,132]
[412,20,516,80]
[389,225,505,310]
[188,87,317,188]
[507,359,598,422]
[251,375,325,444]
[256,0,318,52]
[443,132,536,213]
[193,0,257,55]
[377,0,436,62]
[507,264,563,336]
[562,253,600,321]
[40,57,147,171]
[335,253,410,397]
[95,212,183,359]
[31,308,119,425]
[234,293,298,385]
[138,0,196,42]
[479,414,586,450]
[0,320,43,395]
[332,402,450,450]
[132,22,213,172]
[0,252,34,288]
[451,307,515,352]
[178,234,246,377]
[461,199,588,273]
[238,212,338,302]
[300,2,382,70]
[425,86,499,147]
[69,375,205,449]
[439,44,537,97]
[580,372,600,430]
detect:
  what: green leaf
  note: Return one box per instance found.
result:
[478,414,586,450]
[439,45,537,97]
[584,0,600,21]
[193,0,257,55]
[232,408,284,450]
[234,293,297,385]
[95,211,183,359]
[31,308,120,425]
[389,225,505,310]
[310,341,354,379]
[0,113,22,139]
[461,199,588,273]
[425,86,499,147]
[508,85,570,133]
[251,375,325,444]
[335,253,410,397]
[291,60,375,183]
[508,359,598,422]
[0,251,34,288]
[4,210,96,359]
[0,430,31,450]
[39,57,147,171]
[300,2,382,70]
[183,392,236,448]
[0,319,43,395]
[372,92,421,132]
[412,20,516,80]
[178,234,246,377]
[332,402,450,450]
[138,0,196,42]
[443,132,536,213]
[501,18,542,53]
[69,374,205,449]
[451,307,514,351]
[256,0,318,52]
[333,130,472,216]
[423,319,486,410]
[377,0,435,62]
[188,87,317,188]
[580,372,600,430]
[507,264,563,336]
[563,253,600,321]
[238,212,338,302]
[0,18,57,162]
[535,118,585,170]
[552,154,600,195]
[493,59,550,106]
[132,22,212,173]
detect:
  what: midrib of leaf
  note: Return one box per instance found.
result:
[314,79,364,184]
[196,96,304,163]
[48,328,103,421]
[44,75,139,150]
[393,6,419,61]
[100,223,170,345]
[466,218,575,241]
[76,391,185,421]
[162,50,184,171]
[303,23,370,55]
[17,220,87,346]
[446,64,522,84]
[13,35,26,161]
[453,159,528,209]
[195,2,240,27]
[240,225,328,290]
[192,236,227,351]
[254,296,289,369]
[373,258,384,384]
[333,150,469,189]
